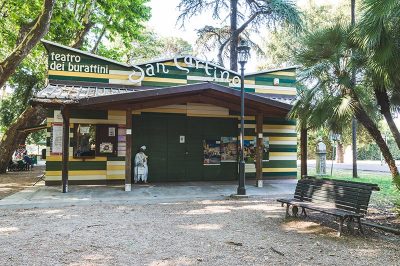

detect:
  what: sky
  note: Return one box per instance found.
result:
[146,0,341,71]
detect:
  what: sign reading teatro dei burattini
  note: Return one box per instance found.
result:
[49,50,241,85]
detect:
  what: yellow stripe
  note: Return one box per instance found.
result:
[46,156,107,162]
[269,137,297,141]
[106,175,125,180]
[244,136,256,140]
[143,77,187,84]
[109,110,126,116]
[107,165,125,170]
[262,168,297,172]
[267,71,296,76]
[48,70,128,80]
[263,125,296,130]
[46,170,107,176]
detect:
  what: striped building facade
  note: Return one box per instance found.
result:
[37,40,297,185]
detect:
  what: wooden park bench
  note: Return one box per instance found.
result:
[277,177,380,236]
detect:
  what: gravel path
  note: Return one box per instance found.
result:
[0,198,399,266]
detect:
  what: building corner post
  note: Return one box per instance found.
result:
[256,113,263,187]
[125,108,132,191]
[61,105,70,193]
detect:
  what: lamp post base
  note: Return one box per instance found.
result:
[237,186,246,195]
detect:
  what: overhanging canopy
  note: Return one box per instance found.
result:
[32,82,293,117]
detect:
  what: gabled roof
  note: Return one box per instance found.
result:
[41,40,297,77]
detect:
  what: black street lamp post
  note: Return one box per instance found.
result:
[237,40,250,195]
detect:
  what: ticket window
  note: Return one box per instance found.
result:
[72,124,96,158]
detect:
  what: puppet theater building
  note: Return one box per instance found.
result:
[31,40,297,192]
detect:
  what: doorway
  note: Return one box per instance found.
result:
[131,113,238,182]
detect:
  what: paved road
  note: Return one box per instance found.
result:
[304,160,400,173]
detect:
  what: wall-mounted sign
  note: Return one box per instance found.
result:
[100,142,113,153]
[203,139,221,165]
[221,137,237,162]
[244,138,256,163]
[129,55,241,85]
[49,52,109,74]
[108,127,116,137]
[179,135,185,143]
[51,123,63,154]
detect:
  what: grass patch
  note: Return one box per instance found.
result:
[299,168,400,209]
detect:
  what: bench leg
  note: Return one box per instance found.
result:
[356,217,364,235]
[301,207,307,217]
[338,217,344,237]
[285,204,290,218]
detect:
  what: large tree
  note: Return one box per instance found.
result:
[0,0,150,173]
[294,24,400,188]
[177,0,302,71]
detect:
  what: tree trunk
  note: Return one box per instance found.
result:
[0,106,47,173]
[300,127,308,178]
[72,21,95,49]
[374,86,400,150]
[0,0,55,89]
[72,0,96,49]
[229,0,238,72]
[351,97,400,189]
[336,142,344,163]
[91,25,107,54]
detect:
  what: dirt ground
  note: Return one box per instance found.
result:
[0,165,45,199]
[0,199,399,266]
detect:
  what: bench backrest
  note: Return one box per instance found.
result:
[294,177,380,215]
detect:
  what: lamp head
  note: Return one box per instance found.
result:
[237,40,250,65]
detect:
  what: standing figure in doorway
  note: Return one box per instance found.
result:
[134,146,148,183]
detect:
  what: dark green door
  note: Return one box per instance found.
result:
[132,113,237,182]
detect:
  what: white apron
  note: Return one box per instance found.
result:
[134,152,148,182]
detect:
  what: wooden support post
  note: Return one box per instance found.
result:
[256,113,263,187]
[300,127,308,178]
[61,106,69,193]
[125,108,132,191]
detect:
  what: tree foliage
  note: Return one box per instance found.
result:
[178,0,302,71]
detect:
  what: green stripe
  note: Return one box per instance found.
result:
[269,147,297,152]
[263,172,297,177]
[46,161,107,171]
[244,128,255,136]
[263,133,297,137]
[141,81,184,87]
[107,156,125,161]
[254,80,296,87]
[70,109,108,119]
[264,118,296,125]
[255,76,296,84]
[262,160,297,168]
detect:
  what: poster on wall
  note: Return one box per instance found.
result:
[244,138,256,163]
[203,140,221,165]
[51,123,63,154]
[221,137,237,162]
[263,137,270,161]
[99,142,113,153]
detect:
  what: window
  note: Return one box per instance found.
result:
[72,124,96,158]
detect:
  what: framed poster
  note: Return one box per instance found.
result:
[51,123,63,154]
[203,139,221,165]
[263,137,270,161]
[221,137,237,162]
[244,138,256,163]
[99,142,113,153]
